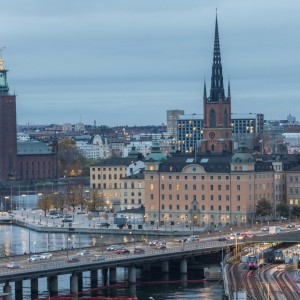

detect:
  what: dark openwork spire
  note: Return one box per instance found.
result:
[209,13,225,102]
[203,77,207,99]
[227,78,231,98]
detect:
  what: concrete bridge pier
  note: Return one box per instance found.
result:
[70,272,79,295]
[90,269,98,289]
[142,263,151,273]
[129,284,136,299]
[102,268,108,285]
[15,280,23,300]
[180,274,188,288]
[129,266,136,283]
[180,258,187,274]
[47,275,58,296]
[77,272,83,292]
[109,267,117,284]
[3,282,12,300]
[31,278,38,300]
[161,261,169,273]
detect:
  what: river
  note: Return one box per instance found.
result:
[0,224,224,300]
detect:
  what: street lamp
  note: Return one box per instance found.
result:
[33,212,36,223]
[101,235,103,253]
[33,241,36,253]
[26,209,29,219]
[67,237,71,258]
[39,213,42,223]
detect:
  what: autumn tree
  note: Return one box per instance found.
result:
[37,193,53,217]
[58,138,88,177]
[85,190,103,212]
[52,192,67,213]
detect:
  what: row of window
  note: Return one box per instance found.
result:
[159,204,242,212]
[92,167,124,171]
[124,199,142,204]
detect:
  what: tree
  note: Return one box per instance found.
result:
[52,192,66,213]
[256,198,272,218]
[292,206,300,218]
[37,193,53,217]
[58,138,88,177]
[276,203,289,219]
[66,185,82,218]
[85,190,102,211]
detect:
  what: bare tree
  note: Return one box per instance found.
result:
[85,189,102,212]
[52,192,67,213]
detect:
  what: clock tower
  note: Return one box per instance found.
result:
[201,14,233,154]
[0,52,18,180]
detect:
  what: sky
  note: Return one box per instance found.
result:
[1,0,300,126]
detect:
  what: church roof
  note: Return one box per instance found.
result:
[17,141,53,155]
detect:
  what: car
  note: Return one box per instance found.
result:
[50,215,60,219]
[175,237,188,243]
[107,245,119,251]
[77,250,90,256]
[287,223,295,228]
[240,233,254,238]
[6,262,20,269]
[229,232,241,240]
[67,256,79,263]
[156,243,166,250]
[28,255,42,262]
[117,248,130,254]
[260,226,268,232]
[149,240,160,246]
[62,218,72,223]
[40,252,52,259]
[218,236,227,241]
[96,222,110,228]
[133,248,145,254]
[92,254,105,261]
[63,214,72,218]
[76,210,86,214]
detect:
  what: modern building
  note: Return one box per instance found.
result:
[167,110,184,137]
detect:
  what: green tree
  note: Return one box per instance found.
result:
[256,198,272,218]
[37,193,53,217]
[292,205,300,218]
[276,202,289,219]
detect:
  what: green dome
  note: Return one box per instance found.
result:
[231,137,254,163]
[145,141,166,162]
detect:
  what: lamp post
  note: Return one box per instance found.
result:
[33,241,36,253]
[39,213,42,223]
[67,237,71,258]
[33,212,35,223]
[101,235,103,253]
[26,209,29,219]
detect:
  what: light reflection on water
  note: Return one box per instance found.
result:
[0,225,224,300]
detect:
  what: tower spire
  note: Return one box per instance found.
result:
[209,12,225,102]
[203,77,207,99]
[228,77,231,98]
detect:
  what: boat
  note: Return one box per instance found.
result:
[0,212,13,223]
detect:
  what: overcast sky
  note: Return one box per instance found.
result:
[1,0,300,126]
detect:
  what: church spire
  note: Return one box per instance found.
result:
[203,77,207,99]
[209,13,225,102]
[227,78,231,98]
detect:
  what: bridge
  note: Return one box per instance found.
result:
[0,239,235,300]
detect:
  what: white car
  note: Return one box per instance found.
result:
[40,253,52,259]
[6,262,20,269]
[28,255,42,262]
[77,250,90,256]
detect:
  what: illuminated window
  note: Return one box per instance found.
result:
[150,184,154,190]
[176,184,180,191]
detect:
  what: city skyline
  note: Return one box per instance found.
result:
[1,0,300,126]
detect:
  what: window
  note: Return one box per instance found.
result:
[218,205,221,211]
[210,205,214,210]
[218,195,221,201]
[226,195,229,201]
[193,185,196,190]
[161,184,165,190]
[150,194,154,200]
[237,195,240,201]
[237,185,240,191]
[202,195,205,200]
[176,205,180,210]
[169,205,172,210]
[193,176,196,180]
[185,195,188,201]
[176,194,180,200]
[176,184,180,191]
[226,185,229,191]
[184,184,188,190]
[226,205,229,211]
[169,184,172,190]
[210,185,214,191]
[124,183,127,189]
[218,185,221,190]
[162,204,165,210]
[185,205,189,210]
[162,194,165,200]
[210,195,214,201]
[202,185,205,190]
[169,195,172,200]
[150,184,154,191]
[131,183,134,188]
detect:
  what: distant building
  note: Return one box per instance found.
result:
[167,110,184,137]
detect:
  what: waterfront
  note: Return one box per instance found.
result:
[0,224,224,299]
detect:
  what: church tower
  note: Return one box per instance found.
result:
[0,51,18,180]
[201,14,233,154]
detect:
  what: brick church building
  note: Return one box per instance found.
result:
[0,54,58,182]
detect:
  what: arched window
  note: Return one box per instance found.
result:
[211,144,215,151]
[210,109,216,128]
[224,110,228,128]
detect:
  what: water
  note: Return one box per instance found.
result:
[0,224,224,299]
